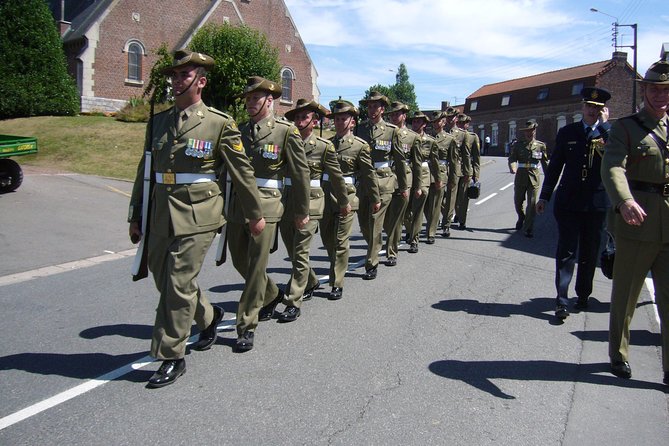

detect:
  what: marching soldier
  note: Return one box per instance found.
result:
[277,99,351,321]
[320,99,379,299]
[357,91,407,280]
[228,76,310,351]
[442,107,472,237]
[508,120,548,237]
[601,58,669,384]
[537,87,612,319]
[384,101,422,265]
[128,50,264,387]
[455,113,481,230]
[424,112,451,244]
[406,111,440,253]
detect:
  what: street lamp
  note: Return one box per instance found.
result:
[590,8,638,113]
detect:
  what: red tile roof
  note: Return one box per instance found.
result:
[467,60,611,99]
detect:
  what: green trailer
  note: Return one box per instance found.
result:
[0,134,38,193]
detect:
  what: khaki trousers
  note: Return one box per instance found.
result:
[609,236,669,372]
[279,217,320,307]
[442,174,461,229]
[425,183,445,238]
[320,210,355,288]
[384,192,409,258]
[228,220,280,334]
[148,230,216,360]
[359,192,392,270]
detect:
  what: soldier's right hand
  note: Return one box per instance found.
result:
[371,202,381,213]
[129,222,142,244]
[535,199,546,215]
[249,217,266,236]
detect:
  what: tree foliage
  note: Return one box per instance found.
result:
[189,23,281,121]
[392,63,418,111]
[143,43,174,103]
[360,63,418,121]
[0,0,79,119]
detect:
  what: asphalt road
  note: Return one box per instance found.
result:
[0,160,667,445]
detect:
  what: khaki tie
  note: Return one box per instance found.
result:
[176,111,186,132]
[659,119,668,142]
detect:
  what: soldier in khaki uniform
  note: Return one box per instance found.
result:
[406,111,440,253]
[357,91,408,280]
[442,107,472,237]
[128,51,264,387]
[508,120,548,237]
[424,112,451,243]
[321,100,379,299]
[277,99,351,321]
[228,76,310,351]
[455,113,481,230]
[601,59,669,385]
[383,101,422,265]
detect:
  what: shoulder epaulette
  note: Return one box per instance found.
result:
[386,122,398,129]
[316,135,332,145]
[274,118,293,128]
[353,135,368,145]
[207,106,233,120]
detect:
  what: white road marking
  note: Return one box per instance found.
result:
[475,193,497,205]
[0,318,236,431]
[0,249,138,287]
[500,182,514,191]
[644,277,661,326]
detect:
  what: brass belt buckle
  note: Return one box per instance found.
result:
[163,173,176,185]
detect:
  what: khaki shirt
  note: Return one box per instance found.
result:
[283,134,349,219]
[395,126,422,191]
[508,138,549,185]
[601,108,669,242]
[234,113,310,223]
[357,118,408,194]
[328,134,380,211]
[449,126,473,177]
[129,101,262,237]
[433,130,456,182]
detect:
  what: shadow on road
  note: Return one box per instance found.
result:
[428,359,667,399]
[0,351,151,382]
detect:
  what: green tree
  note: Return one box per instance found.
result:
[391,63,418,112]
[189,23,281,121]
[143,43,173,103]
[0,0,79,118]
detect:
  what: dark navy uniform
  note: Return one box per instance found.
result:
[539,87,612,312]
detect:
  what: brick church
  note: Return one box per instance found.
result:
[48,0,318,114]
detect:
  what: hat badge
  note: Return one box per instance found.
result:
[590,91,598,99]
[661,73,668,81]
[270,83,275,89]
[198,53,206,61]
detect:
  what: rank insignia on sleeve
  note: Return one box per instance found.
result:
[293,128,300,136]
[229,121,238,130]
[231,141,244,152]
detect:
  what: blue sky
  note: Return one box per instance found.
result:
[284,0,668,110]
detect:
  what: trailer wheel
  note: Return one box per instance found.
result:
[0,159,23,193]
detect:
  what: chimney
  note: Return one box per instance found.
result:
[612,51,627,63]
[441,101,450,111]
[57,0,70,36]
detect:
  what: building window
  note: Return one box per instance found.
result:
[124,40,145,85]
[281,68,295,103]
[491,123,499,146]
[469,100,478,111]
[508,121,516,142]
[536,88,549,101]
[501,95,510,106]
[571,82,584,96]
[557,115,567,131]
